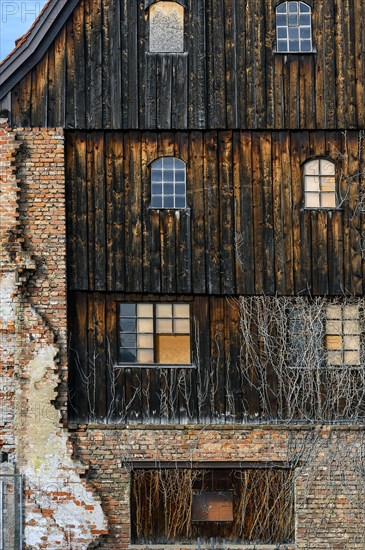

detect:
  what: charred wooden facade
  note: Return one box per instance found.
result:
[1,0,365,426]
[1,0,365,130]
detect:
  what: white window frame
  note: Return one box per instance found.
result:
[303,158,337,209]
[150,156,187,209]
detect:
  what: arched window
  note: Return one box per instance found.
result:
[151,157,186,209]
[149,1,185,53]
[304,158,336,208]
[276,1,313,53]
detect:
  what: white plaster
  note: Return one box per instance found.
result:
[16,345,106,549]
[0,272,16,323]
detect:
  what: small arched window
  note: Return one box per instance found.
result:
[304,159,336,208]
[276,1,313,53]
[151,157,186,209]
[149,1,185,53]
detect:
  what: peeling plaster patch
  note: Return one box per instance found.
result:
[0,272,16,323]
[16,345,106,548]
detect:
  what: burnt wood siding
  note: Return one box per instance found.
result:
[68,292,242,424]
[8,0,365,130]
[66,130,365,297]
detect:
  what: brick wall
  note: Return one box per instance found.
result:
[71,424,365,549]
[0,123,106,549]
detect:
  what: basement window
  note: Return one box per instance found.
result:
[304,158,336,208]
[325,304,361,366]
[118,303,191,365]
[149,1,185,53]
[131,467,294,545]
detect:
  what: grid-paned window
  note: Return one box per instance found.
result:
[276,1,313,53]
[151,157,187,209]
[304,159,336,208]
[326,304,361,366]
[119,303,191,365]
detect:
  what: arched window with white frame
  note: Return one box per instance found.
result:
[304,158,336,209]
[150,157,187,209]
[276,1,313,53]
[148,1,185,53]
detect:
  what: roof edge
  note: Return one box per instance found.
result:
[0,0,80,102]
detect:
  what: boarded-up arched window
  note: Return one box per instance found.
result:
[149,1,185,53]
[304,158,336,208]
[276,1,313,53]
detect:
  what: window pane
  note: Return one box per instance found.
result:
[152,183,163,195]
[344,320,360,335]
[300,27,311,39]
[326,320,342,333]
[321,160,336,175]
[164,170,174,182]
[156,319,173,333]
[344,351,360,365]
[137,304,154,317]
[120,333,136,348]
[327,305,342,319]
[173,304,190,318]
[120,318,136,333]
[120,304,136,317]
[165,183,174,194]
[152,170,163,182]
[151,196,163,208]
[156,304,173,318]
[137,318,154,333]
[175,196,186,208]
[321,193,336,208]
[164,196,174,208]
[328,351,342,365]
[277,14,287,26]
[300,2,311,13]
[301,40,312,52]
[288,27,299,39]
[300,14,311,25]
[343,305,359,319]
[288,14,298,26]
[156,334,191,364]
[326,335,342,350]
[137,334,154,348]
[278,27,288,38]
[137,349,154,363]
[174,319,190,333]
[344,335,360,350]
[305,176,320,191]
[277,40,289,52]
[277,4,287,14]
[163,157,175,168]
[175,170,186,182]
[304,160,320,175]
[289,39,300,51]
[288,2,298,13]
[305,193,320,208]
[120,348,137,362]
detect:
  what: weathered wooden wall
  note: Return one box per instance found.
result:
[9,0,365,129]
[68,292,258,424]
[66,130,365,297]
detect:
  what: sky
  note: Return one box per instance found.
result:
[0,0,48,61]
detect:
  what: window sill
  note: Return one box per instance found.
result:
[148,206,191,213]
[146,51,189,57]
[114,363,196,369]
[273,49,316,55]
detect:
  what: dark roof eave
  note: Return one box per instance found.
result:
[0,0,79,102]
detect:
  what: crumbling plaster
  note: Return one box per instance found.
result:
[0,122,107,548]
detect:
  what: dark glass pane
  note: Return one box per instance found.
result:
[276,3,287,14]
[288,27,299,38]
[152,183,162,195]
[175,196,186,208]
[278,27,288,38]
[300,14,310,25]
[277,40,288,52]
[120,318,137,333]
[151,196,163,208]
[164,196,174,208]
[289,39,300,51]
[120,348,137,363]
[175,170,186,182]
[175,183,186,195]
[289,13,298,25]
[120,304,136,317]
[165,183,174,194]
[152,170,163,182]
[276,14,287,25]
[163,157,174,168]
[120,333,136,348]
[300,26,311,38]
[152,158,163,169]
[288,2,298,12]
[300,2,310,13]
[301,39,312,52]
[163,170,174,182]
[174,159,185,170]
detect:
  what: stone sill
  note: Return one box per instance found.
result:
[129,545,296,550]
[68,423,365,432]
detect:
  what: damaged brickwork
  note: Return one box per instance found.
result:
[0,122,106,549]
[69,424,365,549]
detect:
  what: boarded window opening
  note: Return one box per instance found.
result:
[131,467,294,545]
[149,2,185,53]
